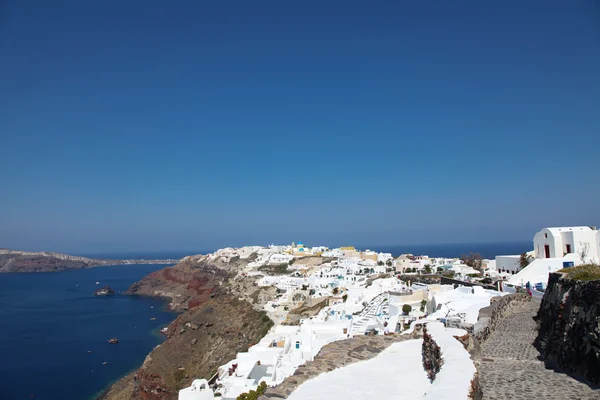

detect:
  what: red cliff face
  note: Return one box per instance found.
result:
[126,260,229,312]
[101,253,274,400]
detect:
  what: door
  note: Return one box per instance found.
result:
[566,244,572,254]
[544,245,550,258]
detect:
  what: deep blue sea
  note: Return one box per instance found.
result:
[83,242,532,262]
[80,242,531,261]
[0,264,177,400]
[365,241,532,259]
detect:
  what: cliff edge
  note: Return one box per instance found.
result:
[100,251,275,400]
[534,266,600,385]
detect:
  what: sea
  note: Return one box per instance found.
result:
[81,241,532,261]
[366,241,532,259]
[0,264,177,400]
[0,242,530,399]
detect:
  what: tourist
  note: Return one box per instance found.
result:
[383,321,390,335]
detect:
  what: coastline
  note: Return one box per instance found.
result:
[0,263,179,400]
[94,296,177,400]
[97,254,276,400]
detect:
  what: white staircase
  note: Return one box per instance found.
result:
[350,292,388,336]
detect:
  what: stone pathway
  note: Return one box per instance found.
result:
[478,299,600,400]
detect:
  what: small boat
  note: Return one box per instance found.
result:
[96,281,100,285]
[102,361,108,365]
[150,317,156,321]
[160,327,168,335]
[107,338,119,344]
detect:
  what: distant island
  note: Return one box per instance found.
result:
[0,249,179,273]
[94,286,115,296]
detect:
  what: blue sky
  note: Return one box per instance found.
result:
[1,1,599,253]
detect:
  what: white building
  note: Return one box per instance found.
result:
[377,252,393,263]
[178,379,214,400]
[502,226,600,288]
[533,226,599,263]
[322,249,343,258]
[495,255,521,275]
[269,254,294,265]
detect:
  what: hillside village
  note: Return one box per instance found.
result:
[178,226,600,400]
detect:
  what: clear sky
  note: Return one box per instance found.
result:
[1,1,599,254]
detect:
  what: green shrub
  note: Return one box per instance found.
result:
[402,304,412,314]
[237,381,268,400]
[558,264,600,281]
[342,294,348,302]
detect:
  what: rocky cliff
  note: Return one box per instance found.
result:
[0,248,178,273]
[534,270,600,384]
[0,249,112,272]
[100,251,276,400]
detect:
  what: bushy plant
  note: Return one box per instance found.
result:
[402,304,412,314]
[342,294,348,302]
[558,264,600,281]
[237,381,268,400]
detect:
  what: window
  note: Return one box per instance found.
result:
[544,233,547,239]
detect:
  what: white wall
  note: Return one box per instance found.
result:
[495,255,521,274]
[533,227,599,262]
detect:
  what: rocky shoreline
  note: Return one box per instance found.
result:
[98,252,276,400]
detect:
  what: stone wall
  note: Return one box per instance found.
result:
[439,276,496,290]
[473,293,531,342]
[424,322,480,400]
[534,272,600,384]
[422,324,443,382]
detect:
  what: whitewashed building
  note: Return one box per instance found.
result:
[503,226,600,288]
[533,226,599,263]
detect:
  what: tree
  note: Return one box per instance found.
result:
[420,299,427,312]
[519,253,533,269]
[377,260,384,266]
[332,287,339,295]
[342,294,348,302]
[402,304,412,315]
[460,253,483,272]
[578,242,590,264]
[386,259,393,267]
[425,264,432,274]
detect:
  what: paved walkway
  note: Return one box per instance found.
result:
[261,333,419,399]
[478,299,599,400]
